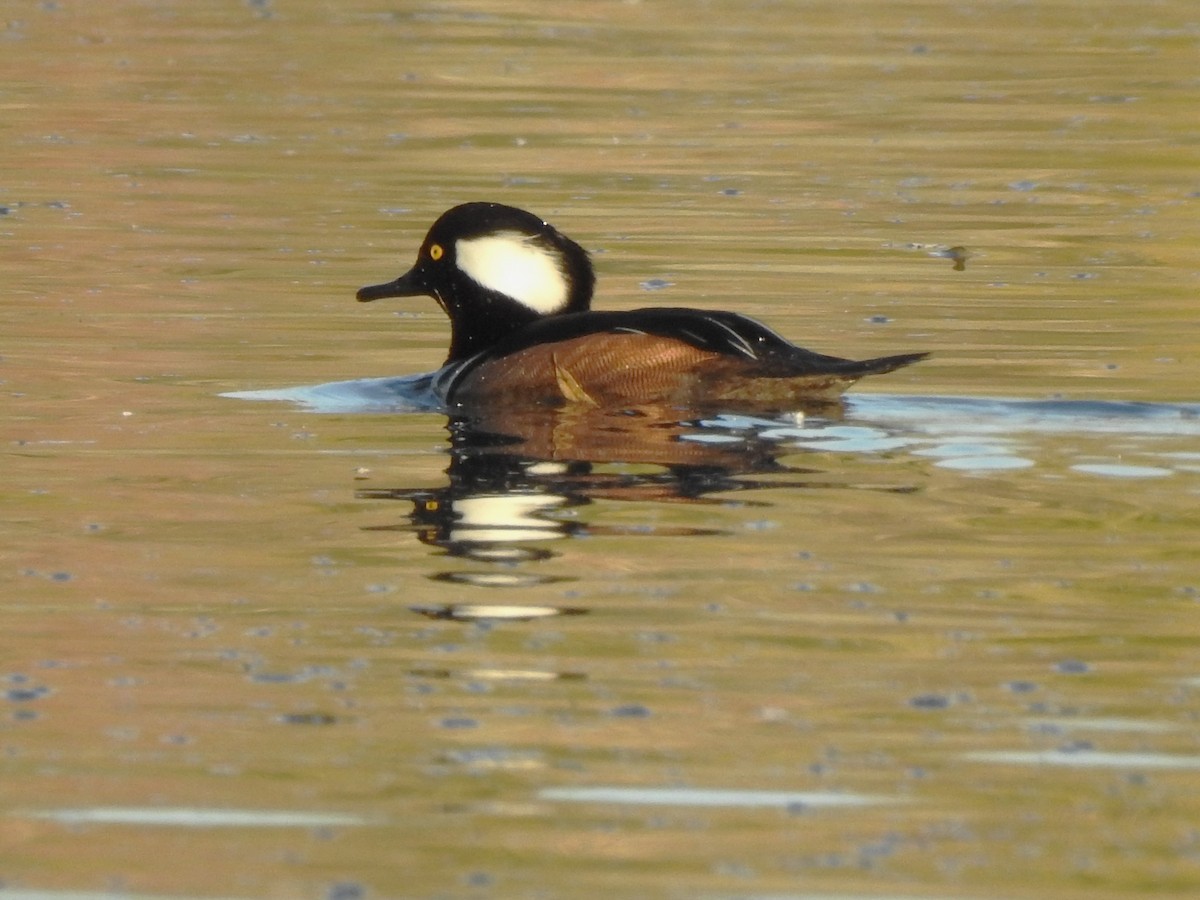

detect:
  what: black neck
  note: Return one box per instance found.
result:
[443,287,542,363]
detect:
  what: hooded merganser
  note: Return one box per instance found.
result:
[356,202,927,410]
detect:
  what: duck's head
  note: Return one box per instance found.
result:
[356,202,595,363]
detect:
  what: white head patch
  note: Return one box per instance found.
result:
[454,231,570,314]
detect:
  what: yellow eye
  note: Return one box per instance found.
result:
[429,244,444,261]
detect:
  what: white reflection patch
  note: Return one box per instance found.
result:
[450,493,567,544]
[964,750,1200,769]
[539,787,900,808]
[25,807,371,827]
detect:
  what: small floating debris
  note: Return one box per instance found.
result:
[929,245,971,271]
[905,241,971,271]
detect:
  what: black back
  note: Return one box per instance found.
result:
[446,306,885,386]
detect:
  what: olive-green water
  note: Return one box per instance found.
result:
[4,2,1199,898]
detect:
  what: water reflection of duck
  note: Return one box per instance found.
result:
[356,406,916,577]
[356,409,756,569]
[356,202,927,412]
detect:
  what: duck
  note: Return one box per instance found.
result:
[356,202,927,411]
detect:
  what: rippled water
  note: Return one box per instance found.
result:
[5,2,1200,899]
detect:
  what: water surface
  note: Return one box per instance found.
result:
[4,2,1199,899]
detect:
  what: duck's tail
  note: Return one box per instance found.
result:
[839,351,930,378]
